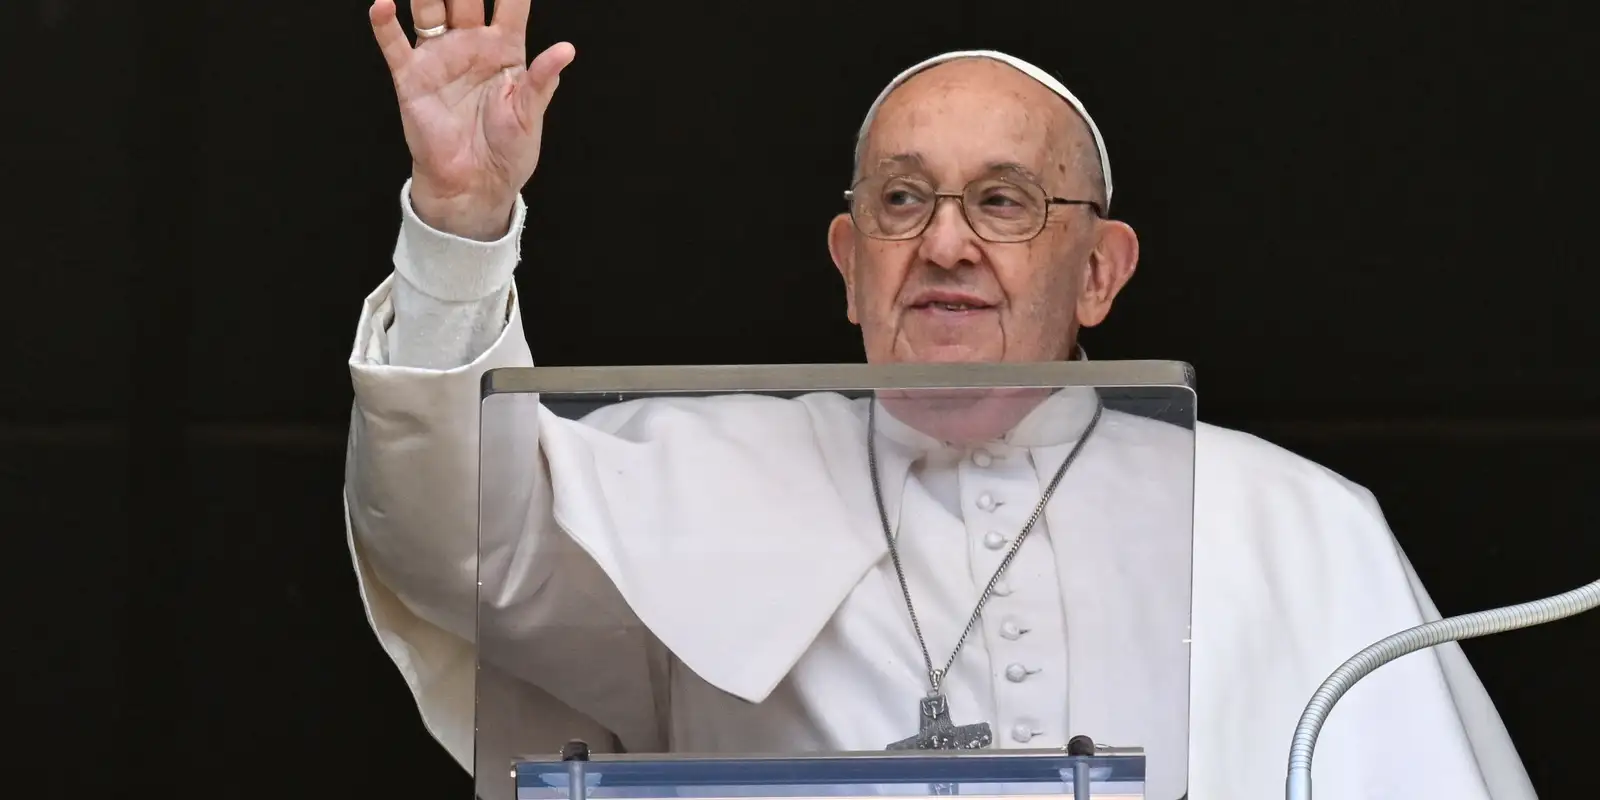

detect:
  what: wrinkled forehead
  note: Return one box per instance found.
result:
[855,51,1114,203]
[864,61,1071,180]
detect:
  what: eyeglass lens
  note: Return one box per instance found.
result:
[852,175,1049,242]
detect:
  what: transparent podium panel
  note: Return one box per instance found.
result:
[476,363,1196,800]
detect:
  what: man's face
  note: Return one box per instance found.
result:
[828,59,1137,365]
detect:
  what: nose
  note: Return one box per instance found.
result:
[917,196,983,270]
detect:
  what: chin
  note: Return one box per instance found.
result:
[891,343,1002,364]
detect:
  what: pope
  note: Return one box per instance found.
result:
[347,0,1537,798]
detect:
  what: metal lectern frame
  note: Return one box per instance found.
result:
[518,745,1153,800]
[481,361,1196,409]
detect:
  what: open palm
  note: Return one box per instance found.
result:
[370,0,574,238]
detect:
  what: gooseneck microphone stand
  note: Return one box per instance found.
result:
[1285,576,1600,800]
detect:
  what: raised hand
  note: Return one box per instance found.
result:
[370,0,575,240]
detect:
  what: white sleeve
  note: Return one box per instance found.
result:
[343,183,666,776]
[381,178,523,370]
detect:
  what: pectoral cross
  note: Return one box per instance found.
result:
[886,693,994,750]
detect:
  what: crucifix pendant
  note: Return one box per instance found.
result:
[886,693,994,751]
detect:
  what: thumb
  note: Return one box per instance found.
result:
[516,42,575,123]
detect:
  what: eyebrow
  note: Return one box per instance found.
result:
[875,153,927,172]
[875,153,1045,184]
[983,161,1045,184]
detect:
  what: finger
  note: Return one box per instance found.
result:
[514,73,560,130]
[411,0,448,33]
[369,0,413,72]
[515,43,575,124]
[525,41,575,87]
[491,0,530,35]
[446,0,484,28]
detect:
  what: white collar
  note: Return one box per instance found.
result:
[868,347,1099,452]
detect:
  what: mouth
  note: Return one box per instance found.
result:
[908,292,996,313]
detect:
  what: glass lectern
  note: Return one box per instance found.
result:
[476,363,1196,800]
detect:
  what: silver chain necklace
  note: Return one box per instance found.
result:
[868,396,1103,750]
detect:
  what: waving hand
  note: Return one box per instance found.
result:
[370,0,575,240]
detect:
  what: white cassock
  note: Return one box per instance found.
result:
[344,185,1537,800]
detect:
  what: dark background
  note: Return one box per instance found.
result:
[8,1,1596,797]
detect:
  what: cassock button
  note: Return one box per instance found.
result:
[976,492,997,512]
[972,450,994,468]
[1004,663,1031,682]
[993,580,1013,596]
[983,530,1007,550]
[1011,723,1039,743]
[999,619,1025,640]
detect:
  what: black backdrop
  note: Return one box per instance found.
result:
[8,2,1596,797]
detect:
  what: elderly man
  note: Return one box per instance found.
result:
[348,1,1537,798]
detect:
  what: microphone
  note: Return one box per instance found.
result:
[1065,735,1095,800]
[563,739,591,800]
[1285,576,1600,800]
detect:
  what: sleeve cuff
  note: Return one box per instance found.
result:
[393,178,526,303]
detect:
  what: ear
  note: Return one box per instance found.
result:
[827,212,861,324]
[1075,219,1139,329]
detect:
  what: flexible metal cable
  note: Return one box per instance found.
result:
[1287,578,1600,800]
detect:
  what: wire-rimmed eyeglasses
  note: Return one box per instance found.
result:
[844,173,1104,243]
